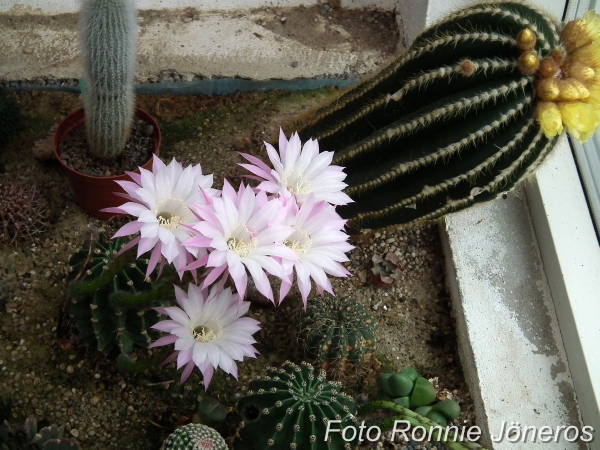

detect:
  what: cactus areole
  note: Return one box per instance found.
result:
[79,0,137,159]
[293,2,600,230]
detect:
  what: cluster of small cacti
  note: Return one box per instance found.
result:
[0,415,80,450]
[376,367,460,426]
[79,0,137,159]
[0,176,48,245]
[160,423,227,450]
[234,361,357,450]
[370,251,403,287]
[292,2,567,230]
[66,232,174,356]
[0,88,20,148]
[297,296,376,378]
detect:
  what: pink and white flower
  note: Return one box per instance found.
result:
[239,129,353,206]
[149,284,260,388]
[185,181,297,302]
[105,156,219,277]
[278,194,353,307]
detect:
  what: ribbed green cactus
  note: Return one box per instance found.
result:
[298,296,376,375]
[234,361,357,450]
[160,423,227,450]
[0,88,21,148]
[79,0,137,159]
[293,2,562,230]
[67,232,174,356]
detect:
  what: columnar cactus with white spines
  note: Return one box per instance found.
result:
[79,0,137,159]
[292,2,578,230]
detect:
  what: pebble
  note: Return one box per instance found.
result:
[89,396,100,406]
[23,48,33,54]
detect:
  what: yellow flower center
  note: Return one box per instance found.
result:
[284,227,312,256]
[226,223,257,257]
[283,170,312,195]
[191,317,223,343]
[157,211,183,230]
[154,196,189,231]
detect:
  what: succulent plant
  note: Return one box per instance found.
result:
[197,397,227,427]
[298,296,376,380]
[370,251,403,287]
[79,0,137,159]
[0,88,20,148]
[0,416,80,450]
[235,361,357,450]
[0,176,48,245]
[160,423,227,450]
[292,2,579,230]
[376,367,460,426]
[67,232,175,357]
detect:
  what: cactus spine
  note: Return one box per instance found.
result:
[235,361,357,450]
[293,2,562,230]
[79,0,137,159]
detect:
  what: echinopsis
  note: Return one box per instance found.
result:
[292,2,600,230]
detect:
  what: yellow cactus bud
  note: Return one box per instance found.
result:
[561,11,600,52]
[536,78,560,101]
[557,78,590,101]
[538,56,559,78]
[517,50,539,75]
[535,102,563,138]
[516,28,537,51]
[558,102,600,141]
[567,58,596,82]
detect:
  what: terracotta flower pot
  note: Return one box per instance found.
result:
[53,107,161,220]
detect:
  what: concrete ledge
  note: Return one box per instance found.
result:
[440,181,584,449]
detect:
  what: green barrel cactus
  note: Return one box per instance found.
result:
[67,232,174,356]
[234,361,357,450]
[160,423,227,450]
[298,296,376,373]
[0,88,21,148]
[79,0,137,159]
[0,416,80,450]
[292,2,569,229]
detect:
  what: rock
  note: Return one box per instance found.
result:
[23,48,34,54]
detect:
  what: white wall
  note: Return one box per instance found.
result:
[0,0,397,15]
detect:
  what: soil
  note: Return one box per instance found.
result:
[0,89,474,450]
[56,115,156,178]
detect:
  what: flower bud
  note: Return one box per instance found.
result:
[568,58,596,82]
[557,78,590,101]
[558,101,600,142]
[551,48,566,66]
[535,102,563,138]
[516,28,537,51]
[517,50,539,75]
[536,78,560,101]
[561,18,590,52]
[538,56,559,78]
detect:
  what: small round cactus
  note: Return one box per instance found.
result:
[67,232,174,356]
[0,176,48,245]
[235,361,357,450]
[298,296,376,377]
[160,423,227,450]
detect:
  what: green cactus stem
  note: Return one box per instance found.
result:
[0,416,81,450]
[298,296,376,377]
[361,400,487,450]
[292,2,562,230]
[235,361,357,450]
[79,0,137,159]
[67,233,175,356]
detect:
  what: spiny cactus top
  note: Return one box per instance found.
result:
[298,296,376,370]
[160,423,227,450]
[235,361,357,450]
[292,2,600,230]
[79,0,137,159]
